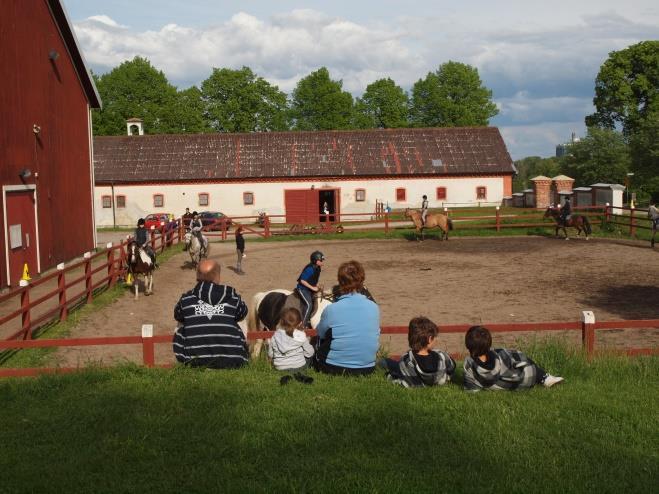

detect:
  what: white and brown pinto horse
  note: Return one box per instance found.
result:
[126,241,154,299]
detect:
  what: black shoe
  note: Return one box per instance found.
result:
[280,375,293,386]
[294,372,314,384]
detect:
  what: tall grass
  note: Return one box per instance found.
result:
[0,346,656,493]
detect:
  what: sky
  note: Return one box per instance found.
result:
[63,0,659,160]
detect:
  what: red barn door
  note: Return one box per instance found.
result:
[285,189,319,223]
[5,188,39,285]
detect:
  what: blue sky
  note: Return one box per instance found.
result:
[64,0,659,159]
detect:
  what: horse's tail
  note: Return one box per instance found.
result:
[448,218,454,231]
[583,215,592,235]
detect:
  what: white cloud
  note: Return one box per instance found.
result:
[500,121,587,160]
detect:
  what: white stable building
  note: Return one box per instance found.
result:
[93,126,516,226]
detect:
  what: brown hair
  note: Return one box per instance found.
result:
[235,225,243,233]
[408,317,438,353]
[280,307,302,337]
[337,260,365,294]
[465,326,492,359]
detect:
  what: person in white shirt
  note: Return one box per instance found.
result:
[268,307,314,371]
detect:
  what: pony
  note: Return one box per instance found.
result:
[125,241,154,299]
[648,205,659,247]
[544,207,592,240]
[405,208,453,241]
[184,231,208,266]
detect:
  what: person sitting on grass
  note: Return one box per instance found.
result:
[268,307,315,372]
[463,325,564,392]
[383,316,456,388]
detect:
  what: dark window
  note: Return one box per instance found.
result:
[101,196,111,208]
[198,193,209,207]
[355,189,366,202]
[476,187,487,200]
[154,194,164,207]
[243,192,254,205]
[116,195,126,208]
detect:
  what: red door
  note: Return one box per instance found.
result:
[5,189,38,285]
[284,189,319,223]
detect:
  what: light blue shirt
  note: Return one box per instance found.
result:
[316,292,380,368]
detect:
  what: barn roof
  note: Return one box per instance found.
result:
[47,0,101,108]
[93,127,514,183]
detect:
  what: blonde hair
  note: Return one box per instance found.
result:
[280,308,302,337]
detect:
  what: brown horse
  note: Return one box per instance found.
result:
[126,241,154,299]
[544,207,592,240]
[405,208,453,241]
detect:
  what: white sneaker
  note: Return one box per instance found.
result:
[543,375,564,388]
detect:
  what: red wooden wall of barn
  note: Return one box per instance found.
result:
[0,1,95,287]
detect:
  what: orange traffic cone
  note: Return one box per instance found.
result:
[21,263,31,281]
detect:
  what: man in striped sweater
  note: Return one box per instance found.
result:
[173,260,249,368]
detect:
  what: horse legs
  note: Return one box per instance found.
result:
[134,278,139,300]
[145,273,153,295]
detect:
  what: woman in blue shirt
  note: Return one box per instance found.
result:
[316,260,380,375]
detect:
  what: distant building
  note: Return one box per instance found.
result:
[556,132,580,158]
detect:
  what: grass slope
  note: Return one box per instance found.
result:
[0,347,656,493]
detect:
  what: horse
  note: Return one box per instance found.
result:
[126,241,154,299]
[184,231,208,266]
[248,285,377,357]
[648,205,659,247]
[544,207,592,240]
[405,208,453,241]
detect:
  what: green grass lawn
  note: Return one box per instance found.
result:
[0,346,656,493]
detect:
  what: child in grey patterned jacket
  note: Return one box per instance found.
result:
[384,317,456,388]
[463,326,564,391]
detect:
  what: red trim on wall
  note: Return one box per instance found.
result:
[396,188,406,202]
[436,187,447,200]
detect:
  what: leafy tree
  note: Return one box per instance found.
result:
[513,156,561,192]
[560,127,631,186]
[290,67,354,130]
[92,57,182,135]
[409,61,498,127]
[200,67,289,132]
[172,86,210,134]
[354,78,408,129]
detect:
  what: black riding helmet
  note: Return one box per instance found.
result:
[310,251,325,263]
[137,218,145,226]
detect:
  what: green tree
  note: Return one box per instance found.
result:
[409,61,498,127]
[290,67,354,130]
[513,156,561,192]
[200,67,289,132]
[172,86,210,133]
[92,57,182,135]
[560,127,631,186]
[354,78,408,129]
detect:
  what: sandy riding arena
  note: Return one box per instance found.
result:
[53,236,659,367]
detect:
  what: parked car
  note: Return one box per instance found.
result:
[199,211,232,231]
[144,213,175,230]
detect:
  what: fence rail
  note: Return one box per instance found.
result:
[1,313,656,378]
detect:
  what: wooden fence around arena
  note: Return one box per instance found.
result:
[0,313,657,378]
[0,205,651,345]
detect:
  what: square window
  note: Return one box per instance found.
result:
[396,188,406,202]
[355,189,366,202]
[243,192,254,205]
[436,187,447,200]
[476,187,487,200]
[199,193,209,207]
[116,195,126,208]
[154,194,164,207]
[102,196,111,208]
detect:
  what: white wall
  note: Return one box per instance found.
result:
[95,176,507,226]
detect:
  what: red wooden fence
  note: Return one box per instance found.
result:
[1,314,656,378]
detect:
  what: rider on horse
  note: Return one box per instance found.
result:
[560,196,572,226]
[421,195,429,226]
[188,211,208,256]
[296,251,325,329]
[134,218,157,267]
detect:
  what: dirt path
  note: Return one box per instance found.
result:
[52,236,659,367]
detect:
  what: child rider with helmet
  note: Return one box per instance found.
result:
[296,251,325,329]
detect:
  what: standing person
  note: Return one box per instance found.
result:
[383,316,456,388]
[173,260,249,368]
[421,195,429,226]
[315,260,380,376]
[462,326,563,392]
[182,208,193,229]
[235,225,245,274]
[296,251,325,329]
[560,196,572,226]
[134,218,157,267]
[267,307,315,371]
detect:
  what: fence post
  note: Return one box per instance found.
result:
[222,218,227,241]
[106,242,116,288]
[264,215,271,238]
[581,310,595,358]
[605,203,610,223]
[57,263,68,322]
[629,207,635,237]
[141,324,155,368]
[150,226,156,251]
[179,219,184,244]
[19,280,31,340]
[84,251,93,304]
[119,241,127,280]
[495,206,501,232]
[384,212,389,234]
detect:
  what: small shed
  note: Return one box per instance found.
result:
[590,184,625,209]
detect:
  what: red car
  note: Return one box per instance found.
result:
[144,213,174,230]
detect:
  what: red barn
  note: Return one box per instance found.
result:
[0,0,101,287]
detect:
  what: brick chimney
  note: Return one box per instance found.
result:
[531,176,553,209]
[552,175,575,205]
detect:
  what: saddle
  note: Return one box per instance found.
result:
[286,289,318,318]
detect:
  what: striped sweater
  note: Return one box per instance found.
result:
[463,349,542,391]
[386,350,456,388]
[173,281,249,368]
